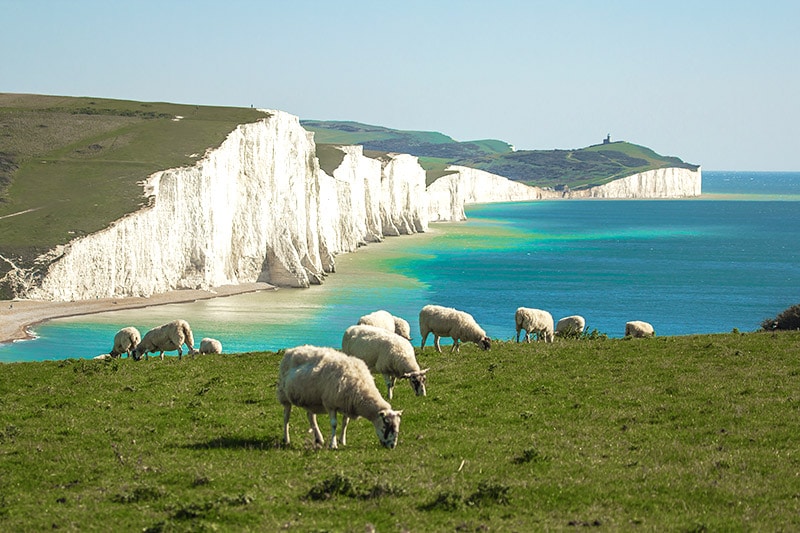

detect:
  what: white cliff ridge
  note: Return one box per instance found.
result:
[427,166,561,222]
[15,110,701,301]
[565,167,702,198]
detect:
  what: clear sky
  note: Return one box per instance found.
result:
[3,0,798,171]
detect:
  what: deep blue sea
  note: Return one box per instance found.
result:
[2,170,799,362]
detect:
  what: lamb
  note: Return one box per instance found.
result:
[555,315,586,338]
[419,304,491,353]
[109,326,141,358]
[133,319,198,361]
[515,307,555,343]
[625,320,655,338]
[357,310,412,340]
[199,337,223,354]
[277,345,403,449]
[341,324,428,400]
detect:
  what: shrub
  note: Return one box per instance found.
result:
[761,304,800,331]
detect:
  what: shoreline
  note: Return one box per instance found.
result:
[0,282,275,345]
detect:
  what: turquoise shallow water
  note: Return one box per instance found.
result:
[2,171,799,362]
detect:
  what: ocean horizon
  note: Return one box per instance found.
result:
[2,170,799,363]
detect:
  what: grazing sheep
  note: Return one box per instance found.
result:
[358,310,412,340]
[342,324,428,400]
[625,320,655,338]
[515,307,555,343]
[555,315,586,338]
[277,345,403,449]
[419,304,491,353]
[199,337,223,354]
[133,319,198,361]
[109,326,141,358]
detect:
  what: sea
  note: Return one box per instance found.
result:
[2,170,799,363]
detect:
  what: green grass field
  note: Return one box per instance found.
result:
[1,331,798,531]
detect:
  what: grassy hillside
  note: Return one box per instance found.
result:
[301,120,514,185]
[0,94,264,289]
[302,120,699,190]
[0,332,798,531]
[461,141,700,189]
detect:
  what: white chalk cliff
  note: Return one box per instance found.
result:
[427,166,560,221]
[12,110,701,301]
[565,167,702,199]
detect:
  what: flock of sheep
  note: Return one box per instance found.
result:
[100,319,222,361]
[100,306,655,449]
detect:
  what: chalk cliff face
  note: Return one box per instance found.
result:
[566,167,702,199]
[24,111,432,301]
[12,109,701,302]
[427,166,560,221]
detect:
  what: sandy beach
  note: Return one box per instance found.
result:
[0,283,274,344]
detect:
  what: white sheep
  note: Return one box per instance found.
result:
[625,320,655,338]
[341,324,428,400]
[199,337,223,354]
[133,319,198,361]
[357,310,412,340]
[419,304,491,353]
[555,315,586,338]
[277,345,403,449]
[515,307,555,343]
[109,326,141,358]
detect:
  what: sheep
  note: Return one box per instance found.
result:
[555,315,586,338]
[277,345,403,449]
[341,324,428,400]
[625,320,655,338]
[199,337,223,354]
[109,326,141,358]
[419,304,491,353]
[358,310,412,340]
[133,319,198,361]
[515,307,555,343]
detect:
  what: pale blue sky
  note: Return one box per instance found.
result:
[3,0,798,170]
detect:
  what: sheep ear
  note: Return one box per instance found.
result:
[400,372,411,380]
[420,368,430,375]
[396,410,403,417]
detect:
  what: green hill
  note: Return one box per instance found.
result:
[301,120,515,184]
[461,141,700,190]
[302,120,699,189]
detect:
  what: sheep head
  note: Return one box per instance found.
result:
[478,336,491,350]
[402,368,429,396]
[374,409,403,449]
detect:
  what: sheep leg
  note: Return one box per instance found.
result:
[434,335,442,353]
[384,375,395,400]
[515,328,521,343]
[328,411,339,449]
[282,404,292,445]
[420,332,429,351]
[159,351,165,361]
[307,411,325,446]
[341,415,350,446]
[450,338,460,353]
[177,347,183,360]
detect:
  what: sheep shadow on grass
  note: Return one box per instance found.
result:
[182,435,283,451]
